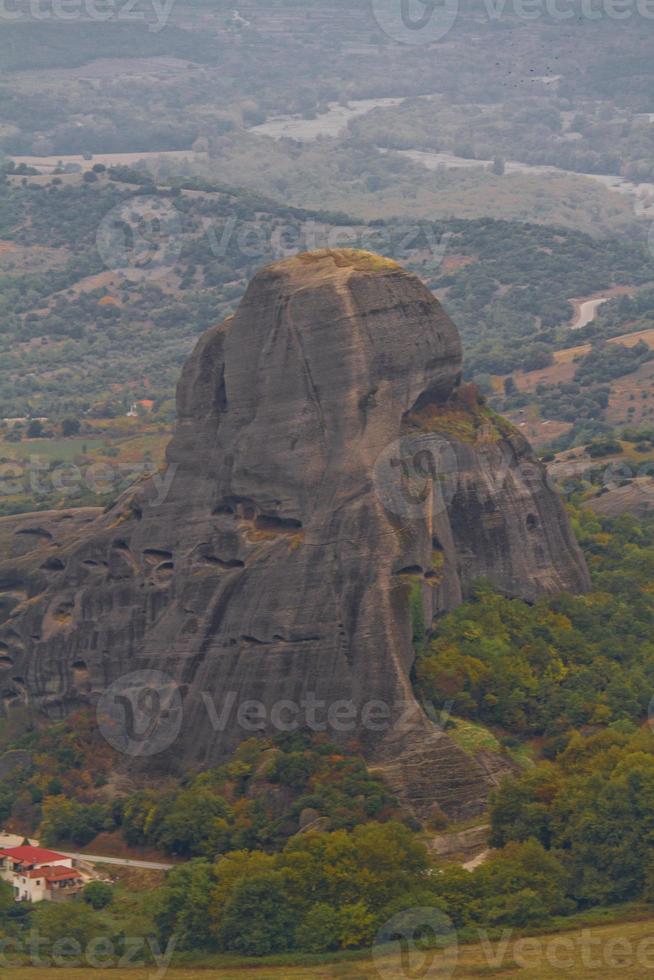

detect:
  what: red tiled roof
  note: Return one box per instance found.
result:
[0,845,68,865]
[27,866,82,882]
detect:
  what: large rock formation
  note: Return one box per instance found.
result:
[0,250,589,820]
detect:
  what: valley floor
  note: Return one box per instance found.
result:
[5,913,654,977]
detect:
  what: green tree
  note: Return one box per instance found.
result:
[32,902,110,952]
[154,860,216,951]
[61,417,81,437]
[0,879,14,917]
[83,880,113,909]
[218,870,296,956]
[294,903,342,952]
[156,784,232,857]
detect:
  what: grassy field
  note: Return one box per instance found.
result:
[2,912,654,978]
[0,422,171,515]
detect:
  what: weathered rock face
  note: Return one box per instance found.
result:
[0,250,589,819]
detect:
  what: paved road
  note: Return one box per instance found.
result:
[59,851,173,871]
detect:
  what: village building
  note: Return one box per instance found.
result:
[0,845,83,903]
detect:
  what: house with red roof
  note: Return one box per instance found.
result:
[0,845,83,902]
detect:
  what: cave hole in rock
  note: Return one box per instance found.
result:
[213,503,235,516]
[255,514,303,533]
[144,548,174,566]
[217,496,259,521]
[198,551,244,569]
[526,513,539,532]
[40,557,65,572]
[14,527,52,541]
[53,600,74,622]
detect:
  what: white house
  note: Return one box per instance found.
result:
[0,845,83,903]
